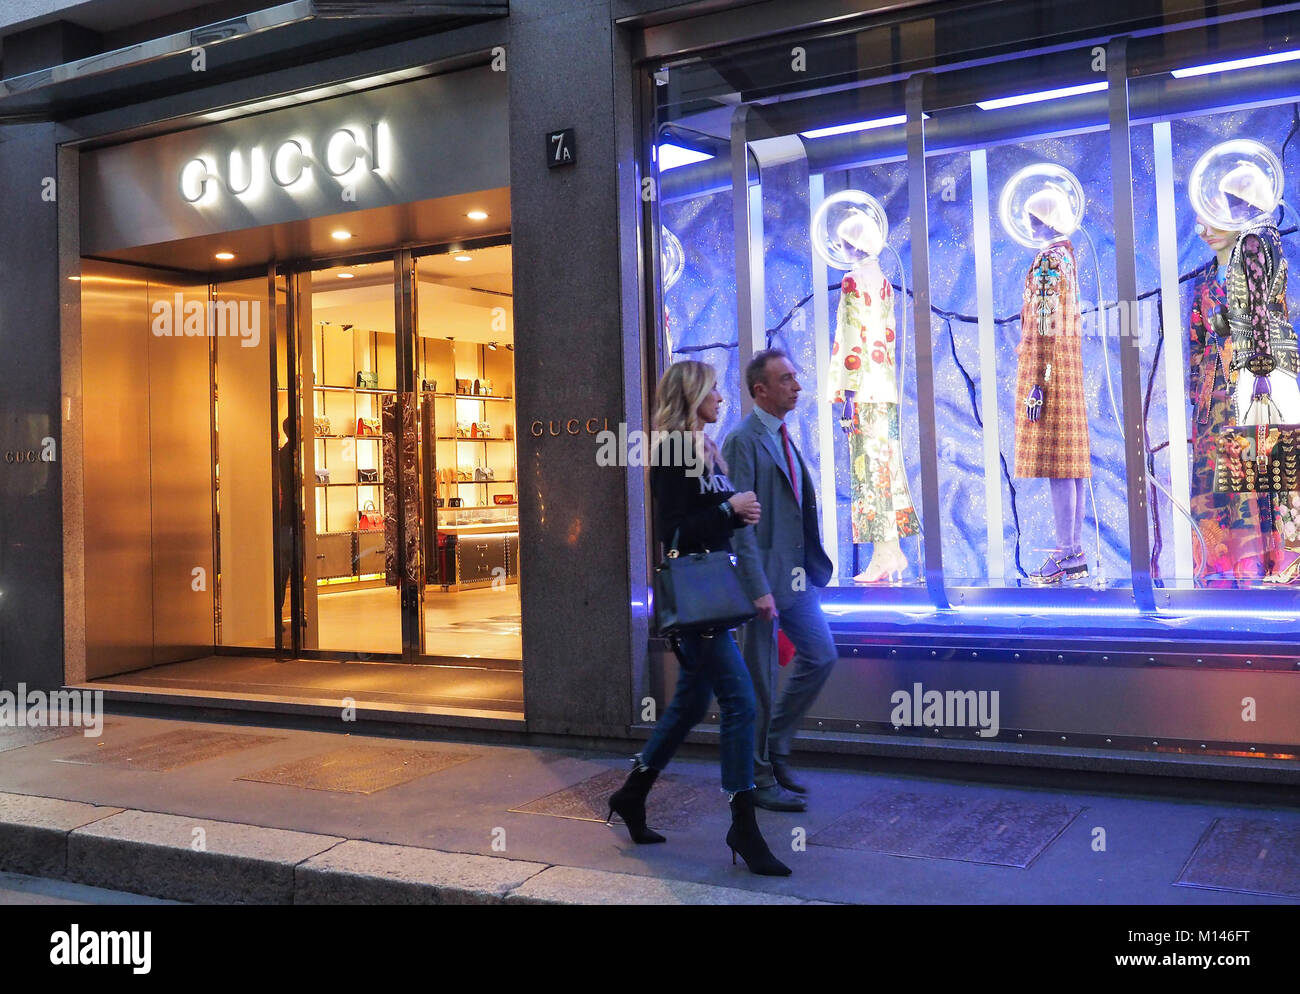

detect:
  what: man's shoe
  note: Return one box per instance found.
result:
[752,784,806,811]
[771,758,808,794]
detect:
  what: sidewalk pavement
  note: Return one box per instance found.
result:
[0,712,1297,905]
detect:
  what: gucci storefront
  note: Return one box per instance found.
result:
[0,0,1297,783]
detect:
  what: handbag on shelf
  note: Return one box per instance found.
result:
[356,371,379,390]
[356,417,381,437]
[504,424,514,440]
[313,417,331,436]
[493,494,516,506]
[1213,424,1300,493]
[456,378,472,395]
[456,420,470,438]
[448,497,464,508]
[421,379,437,393]
[475,422,491,438]
[358,500,384,530]
[314,467,331,484]
[473,378,494,396]
[653,529,758,637]
[358,468,379,484]
[474,466,496,482]
[457,466,474,482]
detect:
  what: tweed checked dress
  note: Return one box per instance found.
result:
[1013,240,1092,478]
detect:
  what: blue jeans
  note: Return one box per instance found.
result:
[640,630,756,794]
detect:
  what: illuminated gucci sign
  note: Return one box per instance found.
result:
[179,121,388,204]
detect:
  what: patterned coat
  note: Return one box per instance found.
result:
[827,259,898,405]
[1013,239,1092,479]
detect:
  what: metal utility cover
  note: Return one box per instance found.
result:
[1175,816,1300,900]
[810,790,1082,868]
[238,746,476,794]
[56,729,282,772]
[510,768,711,830]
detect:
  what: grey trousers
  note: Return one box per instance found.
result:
[737,585,838,788]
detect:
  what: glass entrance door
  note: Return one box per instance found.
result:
[280,242,519,664]
[295,258,405,658]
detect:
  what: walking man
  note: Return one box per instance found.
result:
[723,349,837,811]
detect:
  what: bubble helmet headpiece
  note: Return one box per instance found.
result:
[661,226,685,291]
[811,190,889,269]
[998,163,1085,248]
[1189,140,1283,231]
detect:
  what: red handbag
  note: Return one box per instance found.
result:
[358,500,384,531]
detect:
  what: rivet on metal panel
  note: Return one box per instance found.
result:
[1200,744,1206,749]
[1105,738,1112,743]
[1014,653,1020,659]
[1017,733,1022,738]
[930,650,937,657]
[1060,736,1066,741]
[1103,656,1109,661]
[1057,654,1063,661]
[1152,741,1158,746]
[1246,659,1253,665]
[971,651,977,658]
[1148,657,1155,663]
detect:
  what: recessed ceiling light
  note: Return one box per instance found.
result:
[331,229,352,240]
[337,272,355,279]
[68,276,81,281]
[455,254,473,262]
[215,251,235,261]
[466,210,488,220]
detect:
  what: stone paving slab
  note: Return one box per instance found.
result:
[295,839,547,904]
[67,810,344,904]
[505,865,809,905]
[0,792,123,877]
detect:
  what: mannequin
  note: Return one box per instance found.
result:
[1217,162,1300,581]
[827,212,919,582]
[1012,186,1092,584]
[1187,216,1264,578]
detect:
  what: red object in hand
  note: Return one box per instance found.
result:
[778,630,795,667]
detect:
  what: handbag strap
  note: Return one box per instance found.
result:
[666,528,681,558]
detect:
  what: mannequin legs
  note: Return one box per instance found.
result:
[1048,477,1086,556]
[1033,477,1088,583]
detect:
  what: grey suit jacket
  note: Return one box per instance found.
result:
[722,410,834,609]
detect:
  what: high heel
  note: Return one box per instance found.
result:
[606,766,666,844]
[725,788,791,876]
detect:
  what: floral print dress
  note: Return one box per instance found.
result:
[827,258,920,543]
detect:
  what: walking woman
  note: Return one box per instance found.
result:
[607,360,791,876]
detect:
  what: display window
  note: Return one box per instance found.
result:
[645,6,1300,650]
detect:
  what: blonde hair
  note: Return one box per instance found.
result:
[652,360,727,474]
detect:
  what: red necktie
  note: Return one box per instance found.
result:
[780,422,801,505]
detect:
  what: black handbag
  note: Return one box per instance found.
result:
[653,529,757,637]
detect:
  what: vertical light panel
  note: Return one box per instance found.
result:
[1152,121,1195,581]
[808,172,839,578]
[970,148,1005,580]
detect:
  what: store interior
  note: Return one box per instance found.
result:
[76,194,525,717]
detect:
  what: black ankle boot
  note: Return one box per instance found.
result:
[607,766,666,844]
[726,788,792,876]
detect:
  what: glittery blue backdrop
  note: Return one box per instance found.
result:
[661,102,1300,584]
